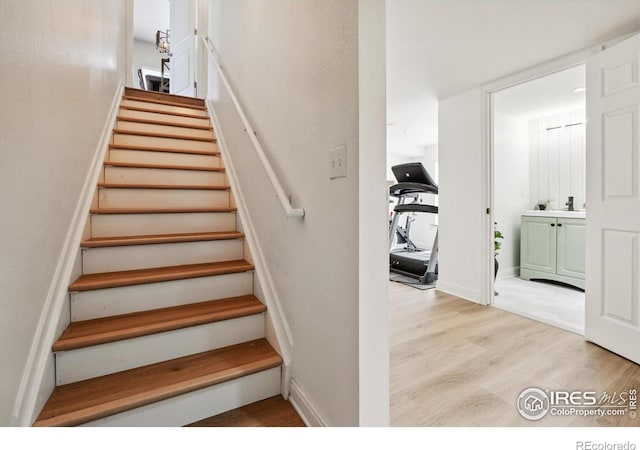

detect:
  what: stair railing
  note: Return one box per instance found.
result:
[201,36,305,219]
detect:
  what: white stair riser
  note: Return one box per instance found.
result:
[70,272,254,320]
[119,108,211,128]
[121,99,208,118]
[113,134,217,153]
[98,188,230,209]
[91,211,236,237]
[104,166,226,186]
[82,239,244,274]
[56,314,265,385]
[79,367,281,427]
[109,148,221,167]
[116,120,215,140]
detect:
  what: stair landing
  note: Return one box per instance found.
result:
[187,396,305,427]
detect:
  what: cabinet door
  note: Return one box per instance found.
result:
[521,216,557,274]
[557,218,585,279]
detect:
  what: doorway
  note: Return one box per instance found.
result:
[128,0,199,97]
[490,65,587,334]
[132,0,171,93]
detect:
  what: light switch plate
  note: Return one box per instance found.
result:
[329,145,347,179]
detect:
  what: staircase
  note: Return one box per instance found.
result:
[34,88,283,427]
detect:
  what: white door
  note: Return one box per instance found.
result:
[585,33,640,364]
[169,0,196,97]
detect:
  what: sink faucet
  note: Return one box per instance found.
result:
[566,196,574,211]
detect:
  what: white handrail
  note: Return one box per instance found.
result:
[201,36,305,219]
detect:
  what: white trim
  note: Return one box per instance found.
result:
[436,282,481,304]
[125,0,134,88]
[206,98,294,398]
[289,379,328,427]
[11,83,125,426]
[480,45,602,308]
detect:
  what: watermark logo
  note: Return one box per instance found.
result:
[517,387,637,421]
[517,387,550,420]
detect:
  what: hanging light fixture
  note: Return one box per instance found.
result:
[156,30,170,53]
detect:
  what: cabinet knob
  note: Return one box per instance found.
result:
[550,223,556,227]
[558,223,563,227]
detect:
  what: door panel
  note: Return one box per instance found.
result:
[586,33,640,364]
[556,218,585,279]
[521,216,556,274]
[170,0,196,97]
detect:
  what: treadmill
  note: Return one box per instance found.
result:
[389,162,439,285]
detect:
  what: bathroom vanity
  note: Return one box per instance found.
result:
[520,210,585,290]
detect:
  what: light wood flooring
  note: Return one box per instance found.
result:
[390,282,640,426]
[187,396,305,427]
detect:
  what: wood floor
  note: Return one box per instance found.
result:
[389,281,640,426]
[187,396,305,427]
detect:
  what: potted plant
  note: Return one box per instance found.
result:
[494,222,504,295]
[536,199,552,210]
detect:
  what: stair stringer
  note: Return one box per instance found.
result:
[11,83,125,426]
[205,99,293,398]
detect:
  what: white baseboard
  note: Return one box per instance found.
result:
[496,265,520,280]
[435,280,481,304]
[289,379,328,427]
[11,83,124,426]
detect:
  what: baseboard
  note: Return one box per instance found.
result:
[11,82,124,426]
[496,266,520,280]
[289,379,328,427]
[205,98,293,398]
[435,280,481,304]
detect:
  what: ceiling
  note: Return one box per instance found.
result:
[387,0,640,157]
[134,0,170,44]
[493,64,585,119]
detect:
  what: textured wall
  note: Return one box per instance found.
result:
[0,0,125,425]
[208,0,360,426]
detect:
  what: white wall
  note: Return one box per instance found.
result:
[207,0,360,426]
[0,0,126,425]
[493,112,530,278]
[133,38,163,74]
[529,110,586,211]
[438,88,484,302]
[358,0,389,426]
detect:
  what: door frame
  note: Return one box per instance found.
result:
[479,46,601,307]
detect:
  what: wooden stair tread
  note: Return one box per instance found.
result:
[104,161,225,172]
[81,231,244,248]
[90,207,236,215]
[124,88,205,108]
[120,104,208,120]
[109,143,220,157]
[53,295,266,352]
[122,95,207,111]
[113,129,216,143]
[97,182,230,191]
[117,116,213,131]
[35,339,281,427]
[69,260,253,292]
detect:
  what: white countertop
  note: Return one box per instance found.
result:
[522,210,586,219]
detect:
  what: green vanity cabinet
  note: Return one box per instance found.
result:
[520,215,585,290]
